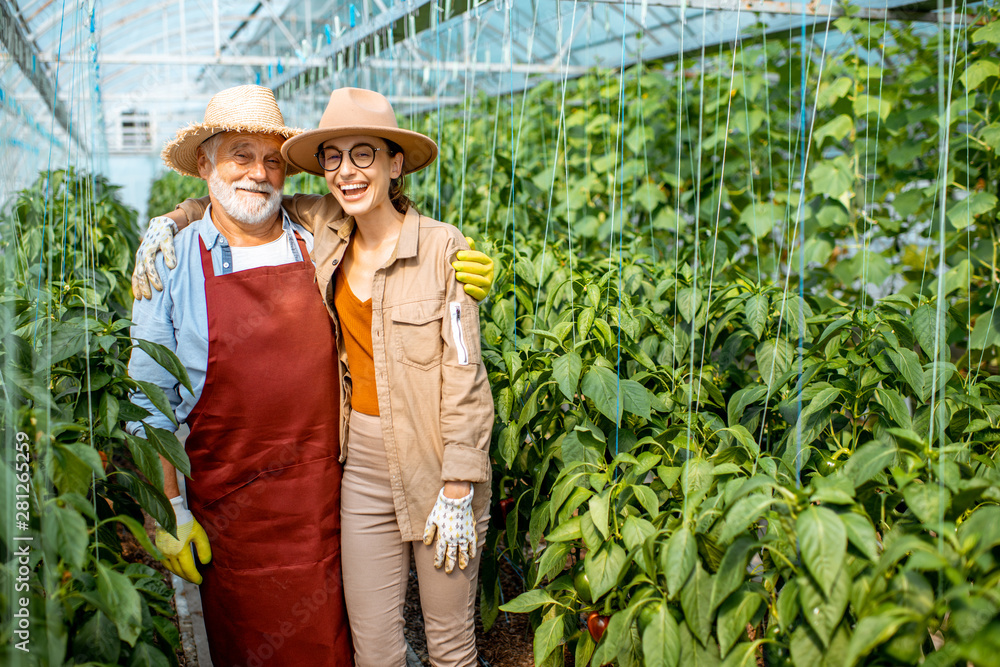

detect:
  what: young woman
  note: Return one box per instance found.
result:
[280,88,493,667]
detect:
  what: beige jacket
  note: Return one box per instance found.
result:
[178,195,494,540]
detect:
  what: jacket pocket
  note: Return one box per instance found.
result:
[392,300,445,370]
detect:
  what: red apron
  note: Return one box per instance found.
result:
[184,233,352,667]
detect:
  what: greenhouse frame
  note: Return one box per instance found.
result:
[2,0,1000,665]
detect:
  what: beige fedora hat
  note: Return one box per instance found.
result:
[162,85,302,178]
[281,88,438,177]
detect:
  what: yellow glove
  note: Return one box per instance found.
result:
[452,237,494,302]
[155,496,212,584]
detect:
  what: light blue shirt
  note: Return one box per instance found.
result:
[127,205,314,437]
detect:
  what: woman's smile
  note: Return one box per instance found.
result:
[338,181,370,201]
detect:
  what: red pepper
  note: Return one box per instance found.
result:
[499,497,515,521]
[587,611,610,643]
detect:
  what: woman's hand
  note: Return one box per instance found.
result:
[423,486,476,573]
[452,237,494,302]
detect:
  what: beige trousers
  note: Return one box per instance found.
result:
[341,411,489,667]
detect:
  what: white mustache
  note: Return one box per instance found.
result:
[232,180,274,194]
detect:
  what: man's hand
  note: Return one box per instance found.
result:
[423,486,476,573]
[453,237,494,302]
[132,216,180,300]
[154,496,212,584]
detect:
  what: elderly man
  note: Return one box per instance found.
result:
[127,85,355,666]
[129,85,493,666]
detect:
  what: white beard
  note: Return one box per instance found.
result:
[208,170,282,226]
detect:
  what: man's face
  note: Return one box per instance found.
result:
[198,132,286,226]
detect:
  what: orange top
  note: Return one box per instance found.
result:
[333,271,379,416]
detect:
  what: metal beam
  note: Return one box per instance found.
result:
[267,0,434,91]
[15,53,329,67]
[0,0,82,151]
[586,0,981,24]
[362,57,593,76]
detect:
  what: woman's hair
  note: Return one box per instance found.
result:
[384,139,412,214]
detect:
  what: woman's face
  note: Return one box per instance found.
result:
[320,134,404,219]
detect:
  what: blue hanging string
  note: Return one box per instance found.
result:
[794,0,808,491]
[32,0,70,342]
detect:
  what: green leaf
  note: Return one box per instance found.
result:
[727,385,769,427]
[720,493,775,545]
[798,569,849,647]
[961,59,1000,90]
[844,613,911,666]
[841,512,879,561]
[586,542,628,599]
[142,425,190,477]
[789,625,826,667]
[591,607,638,666]
[75,611,121,663]
[499,425,519,467]
[957,505,1000,559]
[973,20,1000,43]
[678,287,703,322]
[132,380,178,427]
[98,391,120,436]
[52,442,106,495]
[679,561,713,646]
[717,585,763,657]
[711,537,754,611]
[43,503,88,570]
[119,472,175,534]
[903,481,951,525]
[756,338,793,391]
[853,94,891,121]
[113,514,163,560]
[582,365,623,425]
[500,589,556,613]
[842,441,896,488]
[910,304,948,361]
[813,114,853,147]
[621,379,654,420]
[776,579,800,633]
[643,604,681,667]
[745,294,768,339]
[817,77,852,108]
[123,433,164,491]
[96,562,143,647]
[885,348,924,400]
[127,642,171,667]
[553,352,583,401]
[576,630,596,667]
[970,309,1000,350]
[631,484,661,518]
[947,192,998,229]
[797,506,846,595]
[663,526,697,597]
[739,203,782,239]
[681,457,715,502]
[534,542,572,587]
[589,494,610,540]
[875,387,912,430]
[135,339,194,394]
[799,387,841,424]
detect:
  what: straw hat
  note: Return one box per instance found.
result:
[281,88,438,177]
[161,85,302,178]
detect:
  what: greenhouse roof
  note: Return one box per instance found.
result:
[0,0,978,179]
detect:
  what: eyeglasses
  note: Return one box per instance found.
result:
[314,143,383,172]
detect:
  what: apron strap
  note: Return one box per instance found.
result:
[292,230,311,265]
[199,237,216,278]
